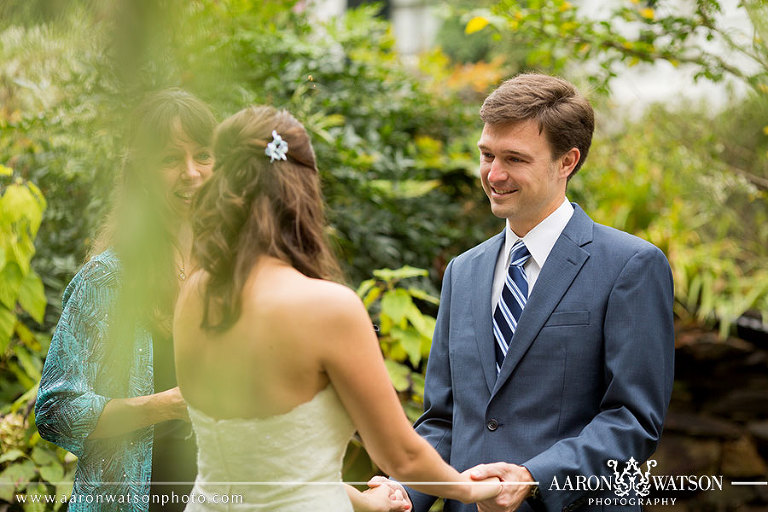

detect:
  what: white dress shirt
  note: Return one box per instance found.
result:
[491,197,574,310]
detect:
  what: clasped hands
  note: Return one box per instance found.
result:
[363,463,534,512]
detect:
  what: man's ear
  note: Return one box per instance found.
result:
[559,148,581,180]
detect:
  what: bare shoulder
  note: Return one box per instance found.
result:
[291,277,366,323]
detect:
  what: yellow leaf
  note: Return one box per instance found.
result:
[559,1,572,11]
[669,59,680,67]
[763,126,768,135]
[640,8,655,19]
[629,57,640,67]
[758,83,768,94]
[0,165,12,177]
[465,16,489,35]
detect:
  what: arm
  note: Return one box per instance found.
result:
[35,260,116,456]
[485,246,675,511]
[319,278,498,505]
[88,386,188,438]
[35,260,188,452]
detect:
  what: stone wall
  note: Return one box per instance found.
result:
[647,325,768,511]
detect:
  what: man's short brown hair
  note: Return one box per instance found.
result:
[480,73,594,178]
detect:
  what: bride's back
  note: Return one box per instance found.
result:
[174,258,342,420]
[174,260,358,512]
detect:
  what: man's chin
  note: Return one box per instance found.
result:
[489,203,516,220]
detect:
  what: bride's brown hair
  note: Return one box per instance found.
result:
[192,105,342,332]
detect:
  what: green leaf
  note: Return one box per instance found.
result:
[0,305,16,352]
[373,266,429,282]
[0,476,14,502]
[0,449,26,464]
[391,326,422,366]
[356,279,376,299]
[1,183,44,235]
[0,261,23,309]
[23,482,48,512]
[15,345,42,383]
[381,289,411,324]
[17,271,46,323]
[406,287,440,305]
[384,359,411,392]
[362,287,382,309]
[368,179,441,199]
[0,164,13,176]
[0,459,37,488]
[31,446,57,467]
[39,463,65,484]
[54,479,74,506]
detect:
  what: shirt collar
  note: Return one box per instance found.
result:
[503,197,574,269]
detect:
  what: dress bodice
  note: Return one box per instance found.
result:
[186,385,355,511]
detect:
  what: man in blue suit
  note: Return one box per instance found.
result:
[405,74,675,512]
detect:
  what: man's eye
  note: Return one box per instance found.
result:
[195,151,212,161]
[481,153,494,160]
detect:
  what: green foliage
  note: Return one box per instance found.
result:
[572,104,768,336]
[342,266,439,485]
[0,166,73,510]
[0,17,119,330]
[463,0,768,94]
[0,411,75,511]
[359,266,438,421]
[0,165,47,400]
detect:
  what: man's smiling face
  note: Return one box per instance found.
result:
[477,119,575,236]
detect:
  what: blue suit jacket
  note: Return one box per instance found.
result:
[407,205,675,512]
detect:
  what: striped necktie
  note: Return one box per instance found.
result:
[492,240,531,373]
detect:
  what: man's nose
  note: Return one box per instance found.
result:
[488,159,507,181]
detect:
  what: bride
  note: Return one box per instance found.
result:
[173,106,501,511]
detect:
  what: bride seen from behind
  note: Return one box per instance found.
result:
[173,106,501,511]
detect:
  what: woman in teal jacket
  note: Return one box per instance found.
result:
[35,88,217,511]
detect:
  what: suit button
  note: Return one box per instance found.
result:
[487,419,499,431]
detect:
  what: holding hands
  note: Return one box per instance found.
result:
[360,465,509,512]
[470,463,535,512]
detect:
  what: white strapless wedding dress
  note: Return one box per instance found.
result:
[185,385,356,511]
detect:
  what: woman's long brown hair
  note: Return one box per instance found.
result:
[192,106,342,332]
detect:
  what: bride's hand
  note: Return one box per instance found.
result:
[356,476,411,512]
[460,468,501,503]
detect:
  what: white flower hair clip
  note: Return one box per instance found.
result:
[265,130,288,162]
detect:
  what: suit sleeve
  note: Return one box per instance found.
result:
[522,246,675,511]
[403,259,456,512]
[35,261,114,458]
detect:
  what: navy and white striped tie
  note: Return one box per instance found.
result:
[492,241,531,373]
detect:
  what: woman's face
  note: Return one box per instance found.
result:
[157,120,214,220]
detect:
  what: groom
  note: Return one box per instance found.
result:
[403,74,675,512]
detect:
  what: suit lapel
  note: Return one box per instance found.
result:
[492,205,594,397]
[469,231,506,394]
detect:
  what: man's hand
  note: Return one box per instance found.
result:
[469,463,535,512]
[364,476,412,512]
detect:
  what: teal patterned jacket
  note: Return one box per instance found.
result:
[35,250,155,511]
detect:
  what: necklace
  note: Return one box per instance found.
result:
[175,252,187,281]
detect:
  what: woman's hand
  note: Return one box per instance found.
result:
[346,477,411,512]
[157,386,189,422]
[460,467,502,504]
